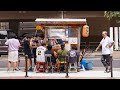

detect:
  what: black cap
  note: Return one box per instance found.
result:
[61,43,65,46]
[26,34,32,39]
[9,33,16,38]
[47,44,52,50]
[41,43,46,46]
[72,46,76,50]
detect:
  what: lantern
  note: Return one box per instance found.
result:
[36,25,43,30]
[82,25,89,37]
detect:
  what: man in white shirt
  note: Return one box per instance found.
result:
[95,31,114,73]
[5,33,20,71]
[36,43,46,72]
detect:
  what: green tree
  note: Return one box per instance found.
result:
[104,11,120,20]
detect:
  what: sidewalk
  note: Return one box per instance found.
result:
[0,51,120,79]
[0,67,120,79]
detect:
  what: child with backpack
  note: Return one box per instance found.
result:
[80,49,93,70]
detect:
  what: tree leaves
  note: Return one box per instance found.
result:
[104,11,120,20]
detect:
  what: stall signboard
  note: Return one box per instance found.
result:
[49,29,65,39]
[68,37,78,44]
[65,44,70,51]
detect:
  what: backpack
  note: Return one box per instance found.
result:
[80,60,93,70]
[69,50,77,57]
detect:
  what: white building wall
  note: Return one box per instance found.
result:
[114,27,119,50]
[110,27,114,51]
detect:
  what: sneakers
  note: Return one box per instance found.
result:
[13,68,19,71]
[28,67,33,72]
[104,66,111,73]
[7,68,19,72]
[107,66,111,73]
[45,69,48,73]
[36,70,40,73]
[16,67,21,70]
[23,67,33,72]
[7,69,10,72]
[77,69,80,72]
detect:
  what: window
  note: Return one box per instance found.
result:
[68,28,77,37]
[0,22,9,29]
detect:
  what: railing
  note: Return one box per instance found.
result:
[80,42,99,50]
[80,42,87,49]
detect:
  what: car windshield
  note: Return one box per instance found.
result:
[0,31,7,39]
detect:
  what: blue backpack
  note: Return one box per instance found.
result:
[80,60,93,70]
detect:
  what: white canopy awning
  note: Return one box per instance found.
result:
[35,18,86,22]
[35,18,87,26]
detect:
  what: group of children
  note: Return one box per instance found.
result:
[23,34,85,73]
[5,33,85,73]
[35,43,80,73]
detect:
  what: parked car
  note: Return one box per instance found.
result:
[0,29,16,56]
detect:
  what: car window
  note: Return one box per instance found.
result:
[0,31,7,39]
[7,31,15,39]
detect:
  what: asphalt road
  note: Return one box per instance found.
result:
[0,55,120,68]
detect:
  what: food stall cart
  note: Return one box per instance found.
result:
[35,18,87,52]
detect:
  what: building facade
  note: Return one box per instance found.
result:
[0,11,119,50]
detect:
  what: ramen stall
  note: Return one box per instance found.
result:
[35,18,88,52]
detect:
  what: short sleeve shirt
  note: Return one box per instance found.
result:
[68,50,80,63]
[5,38,20,52]
[36,46,46,62]
[23,40,31,55]
[57,49,68,62]
[45,50,56,62]
[100,36,114,55]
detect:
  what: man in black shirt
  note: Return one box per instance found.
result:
[30,35,39,66]
[23,35,33,71]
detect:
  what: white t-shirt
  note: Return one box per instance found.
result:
[36,46,46,62]
[100,36,114,55]
[5,38,20,52]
